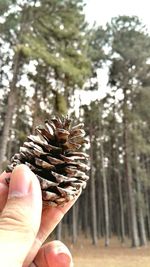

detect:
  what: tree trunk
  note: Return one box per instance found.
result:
[83,188,90,238]
[100,140,110,247]
[96,172,103,238]
[31,86,43,133]
[134,151,147,246]
[56,221,62,240]
[108,173,113,238]
[72,204,78,244]
[145,188,150,239]
[89,127,97,245]
[0,4,29,173]
[118,171,125,243]
[123,93,139,247]
[136,174,147,246]
[0,52,21,173]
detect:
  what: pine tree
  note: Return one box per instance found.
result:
[0,0,91,171]
[107,15,150,247]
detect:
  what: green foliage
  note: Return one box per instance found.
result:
[54,92,68,115]
[107,16,150,89]
[0,0,13,15]
[0,0,91,88]
[87,26,107,68]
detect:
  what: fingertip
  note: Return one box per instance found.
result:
[11,164,33,179]
[34,240,73,267]
[10,164,41,196]
[46,240,73,267]
[9,165,32,196]
[7,164,42,232]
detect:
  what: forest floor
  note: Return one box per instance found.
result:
[64,237,150,267]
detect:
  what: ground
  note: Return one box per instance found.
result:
[65,237,150,267]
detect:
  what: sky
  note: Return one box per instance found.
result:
[84,0,150,32]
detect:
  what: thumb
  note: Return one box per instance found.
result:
[0,165,42,266]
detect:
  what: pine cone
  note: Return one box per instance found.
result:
[6,117,89,206]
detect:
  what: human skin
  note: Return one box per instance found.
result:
[0,164,77,267]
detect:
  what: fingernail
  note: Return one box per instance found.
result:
[9,165,32,197]
[55,245,74,267]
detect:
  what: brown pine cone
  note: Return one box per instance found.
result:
[6,117,89,206]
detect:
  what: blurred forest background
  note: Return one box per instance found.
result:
[0,0,150,250]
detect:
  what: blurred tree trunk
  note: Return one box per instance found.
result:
[108,173,113,238]
[145,188,150,239]
[136,174,147,246]
[89,125,98,245]
[100,135,110,247]
[133,144,147,246]
[0,4,29,172]
[83,188,90,238]
[0,52,21,172]
[123,90,139,247]
[118,170,125,243]
[56,222,62,240]
[96,171,103,238]
[72,204,78,244]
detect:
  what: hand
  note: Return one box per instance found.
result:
[0,165,76,267]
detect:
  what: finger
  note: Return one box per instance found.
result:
[0,165,42,265]
[24,192,80,267]
[0,171,11,182]
[32,240,73,267]
[38,195,80,241]
[0,172,10,211]
[0,182,8,211]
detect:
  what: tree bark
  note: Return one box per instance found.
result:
[145,188,150,239]
[123,92,139,247]
[0,5,28,173]
[96,171,103,238]
[0,52,21,173]
[136,174,147,246]
[118,171,125,243]
[72,204,78,244]
[100,139,110,247]
[134,148,147,246]
[56,221,62,240]
[89,126,98,245]
[82,188,90,238]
